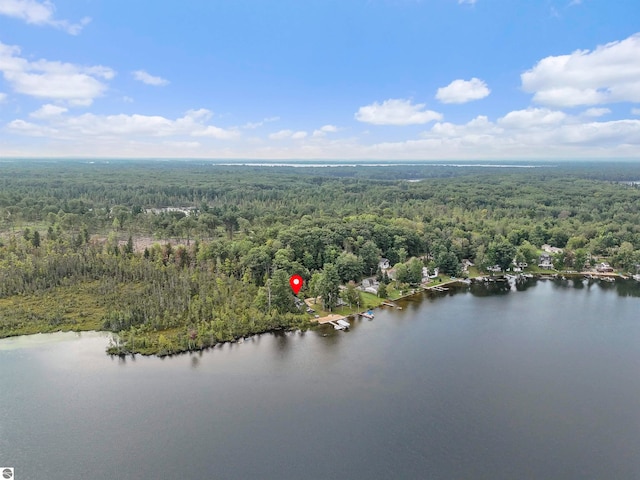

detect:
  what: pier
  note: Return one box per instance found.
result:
[381,301,402,309]
[428,285,449,292]
[314,314,347,325]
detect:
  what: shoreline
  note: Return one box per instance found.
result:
[2,271,636,356]
[360,270,636,316]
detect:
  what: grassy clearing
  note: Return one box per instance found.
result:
[306,291,385,319]
[0,281,110,338]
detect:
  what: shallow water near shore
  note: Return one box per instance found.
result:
[2,278,640,480]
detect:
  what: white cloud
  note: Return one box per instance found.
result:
[429,115,503,138]
[407,110,640,157]
[0,42,114,106]
[436,78,490,104]
[0,92,6,103]
[498,107,567,128]
[164,141,201,149]
[269,129,307,140]
[583,107,610,117]
[30,103,67,119]
[0,0,90,35]
[632,108,640,115]
[11,108,239,140]
[458,0,477,4]
[5,104,640,160]
[355,98,442,125]
[243,116,279,129]
[132,70,169,87]
[568,0,582,6]
[269,129,294,140]
[312,124,338,137]
[358,120,639,160]
[522,33,640,107]
[192,125,238,140]
[5,110,640,159]
[244,109,640,160]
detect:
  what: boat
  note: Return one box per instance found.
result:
[361,310,374,319]
[336,319,351,329]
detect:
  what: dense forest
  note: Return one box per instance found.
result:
[1,160,639,355]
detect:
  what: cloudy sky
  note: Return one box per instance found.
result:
[0,0,639,160]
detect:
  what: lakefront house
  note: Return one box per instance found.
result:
[596,262,614,273]
[538,253,554,270]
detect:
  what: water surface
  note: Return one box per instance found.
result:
[1,278,639,479]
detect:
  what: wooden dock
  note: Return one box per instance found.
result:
[428,285,449,292]
[314,314,347,325]
[381,301,402,309]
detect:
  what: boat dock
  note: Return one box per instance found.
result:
[381,301,402,309]
[326,318,350,330]
[428,285,449,292]
[314,314,347,325]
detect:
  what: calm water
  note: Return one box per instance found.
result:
[1,278,640,480]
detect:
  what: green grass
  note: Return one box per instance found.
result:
[525,265,556,274]
[467,266,482,278]
[306,291,385,318]
[0,281,109,338]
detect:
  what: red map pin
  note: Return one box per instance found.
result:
[289,274,303,295]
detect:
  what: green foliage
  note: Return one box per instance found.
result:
[270,269,297,313]
[516,241,538,265]
[32,230,40,248]
[395,258,424,284]
[394,263,408,284]
[3,161,640,354]
[341,281,361,308]
[317,263,340,311]
[358,240,381,277]
[335,252,364,283]
[488,239,517,272]
[436,251,460,276]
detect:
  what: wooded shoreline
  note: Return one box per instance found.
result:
[1,161,639,356]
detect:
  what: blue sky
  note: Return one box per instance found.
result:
[0,0,639,159]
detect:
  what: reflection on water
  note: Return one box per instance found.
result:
[614,279,640,297]
[469,279,513,296]
[190,354,200,369]
[0,330,110,351]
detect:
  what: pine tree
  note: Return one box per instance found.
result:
[31,230,40,248]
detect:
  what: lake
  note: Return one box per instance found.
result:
[1,278,640,480]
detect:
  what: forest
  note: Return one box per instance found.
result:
[1,159,639,355]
